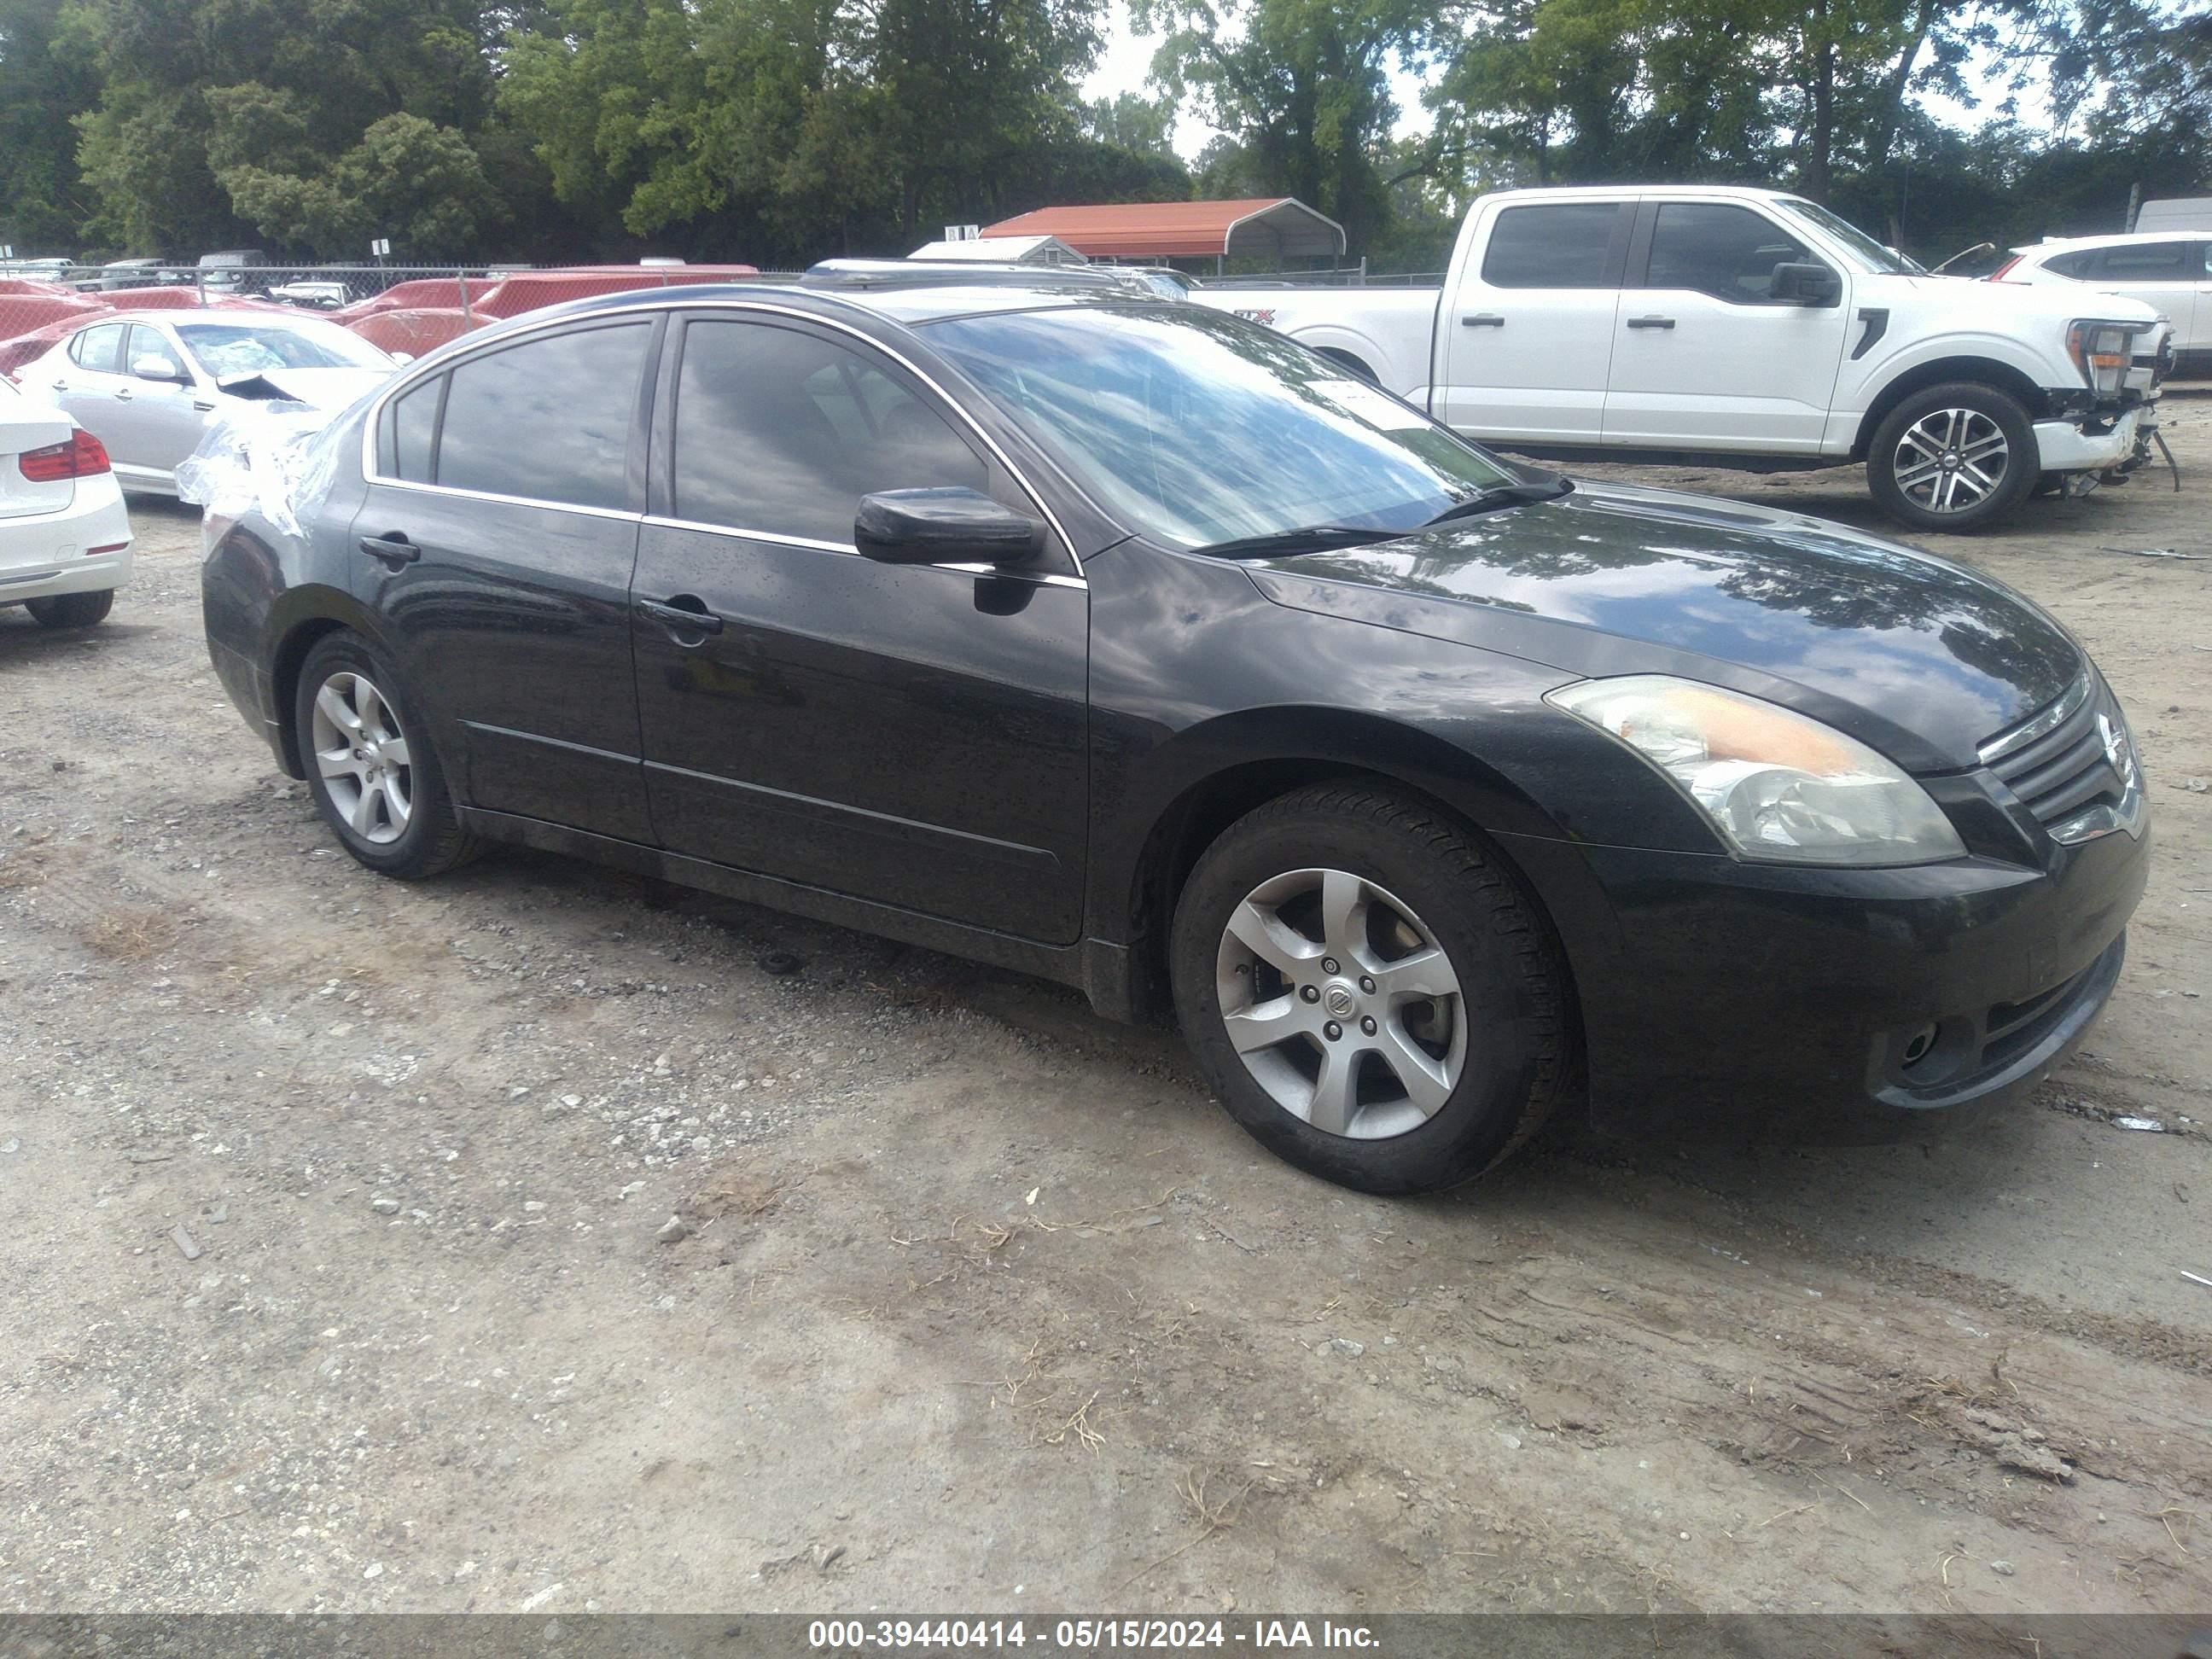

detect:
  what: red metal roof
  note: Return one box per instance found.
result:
[981,198,1347,259]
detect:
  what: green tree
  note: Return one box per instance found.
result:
[62,0,507,254]
[0,0,101,250]
[1136,0,1422,255]
[1083,90,1180,158]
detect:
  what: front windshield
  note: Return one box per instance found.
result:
[1775,198,1924,276]
[178,320,393,377]
[923,305,1516,549]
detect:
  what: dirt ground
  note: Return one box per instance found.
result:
[2,394,2209,1622]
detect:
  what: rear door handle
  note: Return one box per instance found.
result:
[638,596,723,636]
[357,533,420,567]
[1460,313,1505,328]
[112,387,132,401]
[1626,315,1676,329]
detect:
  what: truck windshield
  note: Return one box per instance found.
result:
[923,305,1517,550]
[1775,199,1926,276]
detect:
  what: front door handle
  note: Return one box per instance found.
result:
[638,595,723,637]
[1626,315,1676,329]
[357,533,420,567]
[50,379,69,393]
[1461,313,1505,328]
[112,387,133,401]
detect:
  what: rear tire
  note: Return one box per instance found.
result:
[1866,381,2037,533]
[294,631,479,879]
[25,590,113,628]
[1170,783,1570,1195]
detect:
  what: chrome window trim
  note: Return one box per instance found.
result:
[357,295,1082,571]
[358,475,641,523]
[642,514,1086,589]
[1976,676,2090,765]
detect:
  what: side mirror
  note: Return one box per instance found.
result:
[131,353,186,382]
[1769,263,1841,306]
[855,487,1044,568]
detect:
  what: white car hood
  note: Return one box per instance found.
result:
[1858,270,2163,329]
[215,366,392,408]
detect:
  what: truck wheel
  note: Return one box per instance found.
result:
[1866,381,2036,533]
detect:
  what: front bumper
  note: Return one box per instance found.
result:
[2032,407,2139,473]
[1497,816,2149,1144]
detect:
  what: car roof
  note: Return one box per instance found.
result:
[1481,183,1799,204]
[2019,230,2205,254]
[536,276,1154,330]
[61,310,323,327]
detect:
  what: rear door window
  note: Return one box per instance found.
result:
[71,322,127,375]
[1641,204,1819,303]
[2095,242,2189,279]
[434,323,652,509]
[669,318,996,546]
[1480,203,1627,288]
[2042,250,2098,278]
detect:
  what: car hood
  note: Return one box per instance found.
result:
[1859,269,2162,327]
[215,366,391,407]
[1241,482,2083,772]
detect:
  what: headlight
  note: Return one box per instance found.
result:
[2067,321,2133,395]
[1546,675,1966,866]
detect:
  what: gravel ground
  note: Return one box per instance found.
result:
[1,399,2208,1618]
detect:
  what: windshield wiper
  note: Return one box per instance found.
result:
[1188,524,1405,560]
[1421,479,1575,527]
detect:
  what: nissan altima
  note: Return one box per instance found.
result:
[199,273,2149,1194]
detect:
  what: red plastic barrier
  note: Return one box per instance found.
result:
[332,277,500,323]
[345,306,481,358]
[471,265,759,319]
[90,286,212,309]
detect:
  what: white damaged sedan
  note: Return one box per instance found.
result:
[0,376,133,628]
[18,312,396,498]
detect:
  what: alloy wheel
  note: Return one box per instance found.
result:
[1892,406,2011,515]
[1213,867,1467,1140]
[310,670,413,845]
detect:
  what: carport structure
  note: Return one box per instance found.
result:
[981,197,1348,273]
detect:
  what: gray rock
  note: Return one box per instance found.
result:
[1990,1559,2017,1576]
[1328,1337,1365,1357]
[655,1215,690,1244]
[170,1225,202,1261]
[370,1196,401,1215]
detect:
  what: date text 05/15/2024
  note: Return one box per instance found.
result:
[806,1619,1381,1651]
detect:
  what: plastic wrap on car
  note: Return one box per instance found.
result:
[174,398,354,547]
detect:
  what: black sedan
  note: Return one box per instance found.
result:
[201,272,2149,1194]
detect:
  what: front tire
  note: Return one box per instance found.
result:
[26,590,114,629]
[294,631,478,879]
[1866,381,2037,532]
[1170,784,1570,1195]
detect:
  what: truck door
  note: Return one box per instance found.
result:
[1432,200,1632,445]
[1603,201,1851,454]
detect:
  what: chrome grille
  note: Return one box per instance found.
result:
[1978,675,2139,841]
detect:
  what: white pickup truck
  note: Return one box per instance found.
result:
[1194,185,2171,532]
